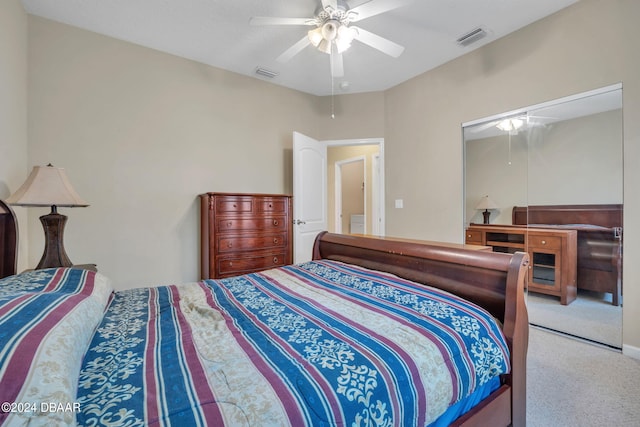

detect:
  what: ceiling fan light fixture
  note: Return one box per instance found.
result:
[318,38,332,54]
[336,25,357,52]
[321,20,339,41]
[308,27,323,47]
[335,38,351,53]
[309,21,357,55]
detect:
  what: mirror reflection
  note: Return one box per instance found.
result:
[463,86,623,348]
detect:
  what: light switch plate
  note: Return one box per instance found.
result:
[395,199,403,209]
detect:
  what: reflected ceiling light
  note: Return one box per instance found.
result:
[496,118,524,132]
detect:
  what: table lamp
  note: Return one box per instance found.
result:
[475,195,498,224]
[6,164,89,269]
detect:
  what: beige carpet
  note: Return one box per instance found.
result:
[526,290,622,348]
[527,327,640,426]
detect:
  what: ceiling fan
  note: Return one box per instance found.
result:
[250,0,412,79]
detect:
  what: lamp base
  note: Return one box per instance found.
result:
[36,208,73,269]
[482,209,491,224]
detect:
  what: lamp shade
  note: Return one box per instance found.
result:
[475,195,498,210]
[6,164,89,207]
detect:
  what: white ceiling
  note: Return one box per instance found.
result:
[21,0,579,96]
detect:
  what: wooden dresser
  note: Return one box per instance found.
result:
[466,224,577,305]
[200,193,293,279]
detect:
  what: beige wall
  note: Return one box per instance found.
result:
[0,0,29,271]
[26,16,317,289]
[24,16,382,290]
[384,0,640,354]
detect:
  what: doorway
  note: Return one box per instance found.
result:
[326,139,384,237]
[334,156,365,234]
[293,134,385,263]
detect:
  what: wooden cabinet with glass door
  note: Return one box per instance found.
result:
[465,224,577,304]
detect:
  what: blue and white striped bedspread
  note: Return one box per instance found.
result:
[76,259,510,426]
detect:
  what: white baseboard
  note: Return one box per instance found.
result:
[622,343,640,360]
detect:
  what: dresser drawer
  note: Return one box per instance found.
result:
[218,233,288,253]
[257,198,288,213]
[465,229,483,244]
[218,252,287,275]
[528,234,561,250]
[215,197,253,214]
[217,216,288,232]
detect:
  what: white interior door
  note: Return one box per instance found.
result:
[293,132,327,263]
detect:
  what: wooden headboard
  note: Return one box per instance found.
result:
[512,204,623,228]
[0,199,18,279]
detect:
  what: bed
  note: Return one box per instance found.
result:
[0,230,529,427]
[513,204,623,305]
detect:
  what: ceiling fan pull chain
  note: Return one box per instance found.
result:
[331,71,335,119]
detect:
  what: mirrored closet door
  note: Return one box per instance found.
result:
[463,85,623,349]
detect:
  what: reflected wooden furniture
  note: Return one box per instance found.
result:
[350,234,492,251]
[513,205,623,305]
[0,200,18,279]
[466,224,577,305]
[200,192,293,279]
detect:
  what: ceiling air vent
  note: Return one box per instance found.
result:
[456,27,488,47]
[255,67,279,79]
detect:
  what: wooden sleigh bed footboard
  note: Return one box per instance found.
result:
[313,232,530,427]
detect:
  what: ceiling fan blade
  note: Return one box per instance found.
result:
[352,27,404,57]
[249,17,314,26]
[322,0,338,11]
[330,47,344,78]
[349,0,413,22]
[276,36,311,63]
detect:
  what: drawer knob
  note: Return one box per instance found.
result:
[233,203,237,208]
[273,219,279,226]
[273,257,279,264]
[227,221,232,227]
[229,261,233,267]
[227,242,233,248]
[467,234,471,238]
[273,238,279,244]
[268,203,273,208]
[541,240,546,245]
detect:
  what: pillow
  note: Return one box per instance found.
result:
[0,268,113,426]
[0,267,112,303]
